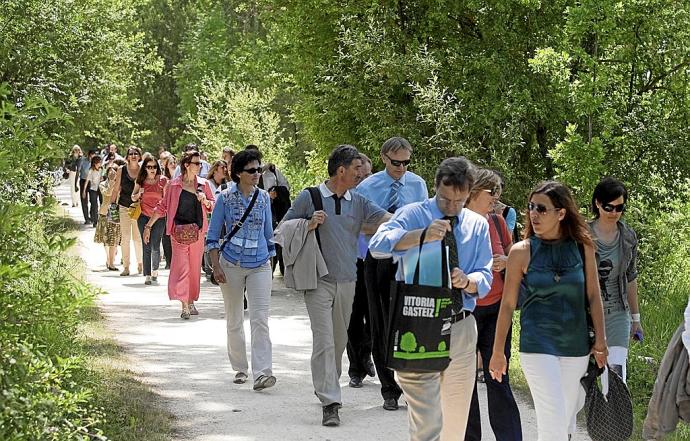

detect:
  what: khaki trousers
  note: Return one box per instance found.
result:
[118,206,143,270]
[218,257,273,380]
[397,315,478,441]
[304,279,356,406]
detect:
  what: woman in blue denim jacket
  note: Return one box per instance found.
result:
[589,177,642,392]
[207,149,277,391]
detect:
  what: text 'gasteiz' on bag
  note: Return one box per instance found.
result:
[386,227,453,373]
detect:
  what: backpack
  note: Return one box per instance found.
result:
[306,186,323,250]
[502,205,521,244]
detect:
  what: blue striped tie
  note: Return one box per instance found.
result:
[387,180,402,213]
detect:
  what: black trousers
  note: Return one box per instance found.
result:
[79,178,90,222]
[162,234,172,268]
[465,301,522,441]
[88,189,99,227]
[364,252,402,401]
[346,259,372,378]
[272,244,285,276]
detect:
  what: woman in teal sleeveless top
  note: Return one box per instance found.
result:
[489,181,608,441]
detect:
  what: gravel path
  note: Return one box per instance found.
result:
[56,180,590,440]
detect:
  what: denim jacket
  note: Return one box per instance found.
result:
[206,183,275,268]
[588,220,638,311]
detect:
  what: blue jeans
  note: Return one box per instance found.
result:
[137,214,165,276]
[465,301,522,441]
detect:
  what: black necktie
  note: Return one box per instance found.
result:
[331,194,342,215]
[443,216,459,270]
[443,215,462,312]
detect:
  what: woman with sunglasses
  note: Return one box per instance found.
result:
[143,150,215,319]
[132,153,169,285]
[112,146,144,276]
[589,177,641,392]
[464,169,521,441]
[207,149,276,390]
[489,181,607,441]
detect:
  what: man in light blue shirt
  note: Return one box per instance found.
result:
[369,157,492,440]
[353,136,428,410]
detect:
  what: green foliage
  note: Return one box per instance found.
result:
[549,124,606,205]
[0,0,160,147]
[185,77,293,167]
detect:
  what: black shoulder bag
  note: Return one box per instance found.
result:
[386,228,454,373]
[218,189,260,254]
[306,186,323,250]
[578,241,633,441]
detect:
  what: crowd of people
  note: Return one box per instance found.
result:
[65,138,646,440]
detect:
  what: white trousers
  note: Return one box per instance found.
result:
[118,206,143,269]
[397,315,478,441]
[602,346,628,394]
[68,170,79,205]
[520,353,589,441]
[219,257,273,380]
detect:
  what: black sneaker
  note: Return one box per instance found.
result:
[322,403,340,427]
[348,376,363,388]
[383,398,399,411]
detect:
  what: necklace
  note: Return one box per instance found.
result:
[550,243,563,283]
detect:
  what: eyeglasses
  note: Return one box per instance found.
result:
[385,154,411,167]
[145,165,157,170]
[527,202,562,215]
[189,161,201,166]
[482,187,500,197]
[602,203,626,213]
[437,196,467,207]
[242,167,262,174]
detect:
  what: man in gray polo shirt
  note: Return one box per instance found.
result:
[281,145,389,427]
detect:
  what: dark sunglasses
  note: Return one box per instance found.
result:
[602,203,626,213]
[145,165,158,170]
[242,167,262,174]
[385,154,411,167]
[127,152,140,156]
[189,161,201,166]
[527,202,561,215]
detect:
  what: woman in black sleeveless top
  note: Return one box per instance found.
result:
[112,146,143,276]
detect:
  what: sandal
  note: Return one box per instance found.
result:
[189,304,199,315]
[180,309,190,320]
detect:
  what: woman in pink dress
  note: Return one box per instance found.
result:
[143,150,215,319]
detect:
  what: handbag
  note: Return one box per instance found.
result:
[386,227,454,373]
[127,201,141,220]
[107,203,120,224]
[580,361,634,441]
[173,223,200,245]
